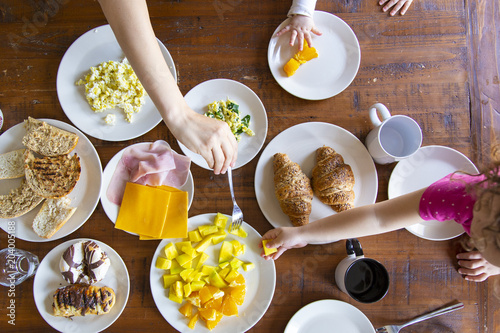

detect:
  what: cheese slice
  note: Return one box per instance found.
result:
[139,186,188,239]
[115,182,170,237]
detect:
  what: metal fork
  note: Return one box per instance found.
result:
[227,167,243,232]
[375,302,464,333]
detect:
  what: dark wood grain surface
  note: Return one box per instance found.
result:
[0,0,498,332]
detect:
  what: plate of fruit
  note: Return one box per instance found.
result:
[150,213,276,332]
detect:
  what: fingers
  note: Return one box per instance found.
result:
[400,0,413,15]
[304,33,313,49]
[311,27,322,36]
[390,1,405,16]
[456,251,483,260]
[275,26,291,37]
[462,273,488,282]
[289,30,298,47]
[211,146,225,175]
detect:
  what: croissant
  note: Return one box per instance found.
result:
[273,153,313,226]
[311,146,355,212]
[52,283,116,317]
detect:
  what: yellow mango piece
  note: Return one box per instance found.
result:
[198,224,219,237]
[211,230,227,245]
[242,262,255,272]
[191,280,206,291]
[179,302,193,317]
[115,183,170,237]
[168,284,183,304]
[184,283,193,297]
[194,235,214,253]
[193,252,209,270]
[155,257,171,270]
[218,267,230,279]
[231,240,245,256]
[163,243,179,260]
[262,240,278,255]
[188,312,199,329]
[229,257,244,270]
[209,271,228,289]
[176,254,193,268]
[283,58,301,77]
[218,241,233,263]
[163,274,182,289]
[176,241,192,252]
[201,265,217,276]
[188,230,202,242]
[170,259,183,274]
[182,245,197,258]
[180,268,195,282]
[213,213,228,229]
[174,280,184,298]
[224,269,240,284]
[218,261,230,269]
[229,226,248,238]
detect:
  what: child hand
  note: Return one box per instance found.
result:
[456,251,500,282]
[275,15,322,51]
[260,227,307,260]
[379,0,414,16]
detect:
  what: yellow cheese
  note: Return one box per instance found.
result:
[140,187,188,239]
[115,182,170,237]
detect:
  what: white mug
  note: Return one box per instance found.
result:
[335,239,389,303]
[365,103,422,164]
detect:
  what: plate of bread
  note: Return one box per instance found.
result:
[254,122,377,235]
[0,118,102,242]
[33,238,130,333]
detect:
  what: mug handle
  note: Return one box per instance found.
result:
[369,103,391,126]
[346,238,364,257]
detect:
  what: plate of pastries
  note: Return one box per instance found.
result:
[0,118,102,241]
[33,238,130,333]
[255,122,377,236]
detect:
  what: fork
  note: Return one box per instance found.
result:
[375,302,464,333]
[227,167,244,232]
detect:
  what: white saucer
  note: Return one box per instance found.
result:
[285,300,375,333]
[268,11,361,100]
[388,145,478,241]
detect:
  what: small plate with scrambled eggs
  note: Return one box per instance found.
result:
[56,24,176,141]
[178,79,268,170]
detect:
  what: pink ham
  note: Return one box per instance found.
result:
[106,140,191,205]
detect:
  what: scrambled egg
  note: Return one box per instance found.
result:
[204,99,254,142]
[104,114,116,125]
[76,59,146,123]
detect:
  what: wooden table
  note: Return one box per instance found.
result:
[0,0,498,332]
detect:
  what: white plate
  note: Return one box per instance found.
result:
[268,11,361,100]
[57,24,177,141]
[388,145,478,241]
[150,213,276,333]
[178,79,268,170]
[33,238,130,333]
[100,142,194,226]
[255,122,377,234]
[0,119,102,242]
[284,300,375,333]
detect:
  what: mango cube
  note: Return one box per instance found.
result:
[175,241,192,252]
[163,243,179,260]
[191,280,206,291]
[184,283,193,297]
[231,240,245,256]
[211,230,227,245]
[155,257,172,270]
[224,269,240,284]
[176,254,193,268]
[188,230,203,242]
[262,240,278,255]
[168,284,183,303]
[229,226,248,238]
[194,252,209,270]
[198,225,219,237]
[163,274,182,289]
[209,271,228,289]
[219,241,233,263]
[194,235,214,253]
[242,262,255,272]
[230,257,244,270]
[180,268,195,282]
[170,259,183,274]
[201,265,217,276]
[213,213,228,229]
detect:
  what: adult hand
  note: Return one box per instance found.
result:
[379,0,414,16]
[168,106,238,175]
[456,251,500,282]
[260,227,307,260]
[275,15,322,51]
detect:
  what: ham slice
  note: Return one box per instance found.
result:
[106,140,191,205]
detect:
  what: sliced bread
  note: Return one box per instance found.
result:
[24,151,81,198]
[32,197,77,238]
[0,149,26,179]
[0,179,44,218]
[22,117,79,156]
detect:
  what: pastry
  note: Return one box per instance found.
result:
[60,240,111,284]
[52,283,115,317]
[273,153,313,226]
[311,146,355,212]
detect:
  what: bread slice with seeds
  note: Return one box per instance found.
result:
[22,117,79,156]
[24,151,81,199]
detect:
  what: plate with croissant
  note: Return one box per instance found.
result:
[33,238,130,333]
[255,122,377,236]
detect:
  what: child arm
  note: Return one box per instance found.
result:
[276,0,322,50]
[97,0,237,175]
[261,188,426,259]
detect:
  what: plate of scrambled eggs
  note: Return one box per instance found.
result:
[57,24,176,141]
[178,79,268,170]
